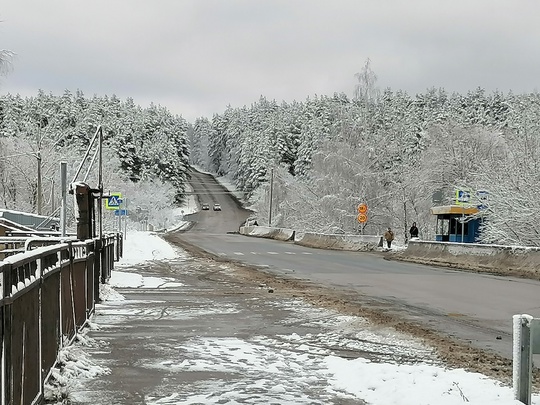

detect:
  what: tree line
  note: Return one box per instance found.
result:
[0,89,189,230]
[2,60,540,246]
[189,62,540,246]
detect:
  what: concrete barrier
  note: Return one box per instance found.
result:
[240,225,540,278]
[294,232,382,251]
[239,226,382,251]
[239,226,295,241]
[398,240,540,277]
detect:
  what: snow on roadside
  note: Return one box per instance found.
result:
[117,230,180,266]
[44,326,110,403]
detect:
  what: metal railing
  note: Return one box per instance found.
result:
[0,233,122,405]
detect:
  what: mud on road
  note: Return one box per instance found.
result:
[164,232,540,389]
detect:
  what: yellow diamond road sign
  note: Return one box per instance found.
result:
[105,193,122,210]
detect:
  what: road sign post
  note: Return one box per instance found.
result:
[357,203,368,234]
[114,198,128,238]
[124,197,128,239]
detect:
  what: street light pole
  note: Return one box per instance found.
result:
[36,151,43,215]
[60,162,67,237]
[268,168,274,226]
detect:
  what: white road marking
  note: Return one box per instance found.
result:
[284,252,295,255]
[301,252,313,255]
[267,252,279,255]
[233,252,244,256]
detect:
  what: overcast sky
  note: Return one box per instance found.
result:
[1,1,539,122]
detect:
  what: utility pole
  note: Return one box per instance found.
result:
[99,127,103,240]
[37,151,43,215]
[268,168,274,226]
[403,198,408,244]
[51,180,55,214]
[60,162,67,237]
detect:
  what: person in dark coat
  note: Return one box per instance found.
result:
[409,222,419,239]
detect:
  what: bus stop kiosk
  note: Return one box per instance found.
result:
[431,205,481,243]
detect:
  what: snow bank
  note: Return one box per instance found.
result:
[399,240,540,276]
[239,225,295,241]
[117,231,179,266]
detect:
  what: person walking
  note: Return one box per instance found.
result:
[409,222,419,239]
[384,227,394,249]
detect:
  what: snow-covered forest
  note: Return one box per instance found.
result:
[2,58,540,246]
[190,62,540,246]
[0,89,190,229]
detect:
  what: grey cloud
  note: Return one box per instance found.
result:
[2,0,540,121]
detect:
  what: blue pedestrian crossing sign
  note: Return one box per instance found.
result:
[455,189,471,205]
[105,193,122,210]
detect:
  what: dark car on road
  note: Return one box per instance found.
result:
[213,203,222,211]
[201,203,210,210]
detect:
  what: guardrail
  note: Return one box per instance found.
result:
[0,233,122,405]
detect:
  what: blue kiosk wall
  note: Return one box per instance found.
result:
[431,205,481,243]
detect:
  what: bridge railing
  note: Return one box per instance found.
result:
[0,233,122,405]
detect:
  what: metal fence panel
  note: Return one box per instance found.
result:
[72,260,88,327]
[60,262,75,341]
[0,234,121,404]
[41,271,62,382]
[86,250,96,316]
[10,286,41,405]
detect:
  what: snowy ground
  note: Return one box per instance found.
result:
[43,230,538,404]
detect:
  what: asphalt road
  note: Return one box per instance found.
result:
[185,169,253,234]
[180,169,540,361]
